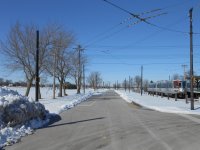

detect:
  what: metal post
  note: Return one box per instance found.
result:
[141,65,143,96]
[189,8,194,110]
[78,46,81,93]
[83,64,85,94]
[35,30,39,102]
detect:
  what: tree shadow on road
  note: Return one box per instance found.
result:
[38,113,62,129]
[41,117,105,129]
[194,107,200,110]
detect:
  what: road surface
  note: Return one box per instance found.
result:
[5,90,200,150]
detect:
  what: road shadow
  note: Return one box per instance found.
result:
[38,113,62,129]
[42,117,105,129]
[195,107,200,110]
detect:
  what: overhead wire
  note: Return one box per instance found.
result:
[88,44,200,49]
[86,11,169,66]
[83,23,122,48]
[120,8,162,25]
[91,62,192,66]
[85,10,166,48]
[83,0,200,69]
[84,27,126,48]
[83,0,200,51]
[83,3,168,49]
[103,0,200,34]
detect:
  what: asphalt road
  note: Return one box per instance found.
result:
[5,90,200,150]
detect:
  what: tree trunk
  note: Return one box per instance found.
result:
[63,82,67,96]
[58,78,63,97]
[25,77,33,96]
[77,86,81,94]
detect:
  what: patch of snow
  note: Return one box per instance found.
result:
[0,87,49,148]
[116,90,200,115]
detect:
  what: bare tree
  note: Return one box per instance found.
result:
[0,22,63,97]
[87,72,102,90]
[45,28,75,97]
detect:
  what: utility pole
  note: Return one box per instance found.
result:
[76,45,84,94]
[35,30,39,102]
[83,64,85,94]
[141,65,143,96]
[189,8,194,110]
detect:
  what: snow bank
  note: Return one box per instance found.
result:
[116,90,200,115]
[0,87,49,148]
[40,89,106,114]
[61,92,93,110]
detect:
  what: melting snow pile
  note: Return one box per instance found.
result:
[0,87,49,148]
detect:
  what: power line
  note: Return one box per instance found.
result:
[84,1,197,50]
[103,0,200,34]
[92,62,192,66]
[88,44,200,49]
[82,0,200,52]
[85,26,126,48]
[85,11,166,48]
[120,8,162,25]
[84,23,122,47]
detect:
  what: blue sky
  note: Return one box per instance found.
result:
[0,0,200,84]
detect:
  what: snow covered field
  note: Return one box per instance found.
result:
[116,90,200,115]
[9,87,105,114]
[0,87,107,148]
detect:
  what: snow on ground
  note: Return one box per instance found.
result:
[0,87,107,148]
[116,90,200,115]
[37,89,105,114]
[9,87,106,114]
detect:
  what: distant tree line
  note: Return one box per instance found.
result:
[0,78,26,87]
